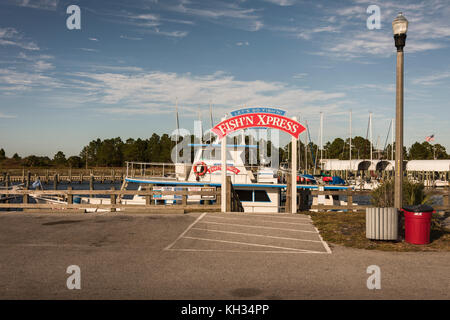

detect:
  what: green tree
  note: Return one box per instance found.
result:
[67,156,82,168]
[53,151,67,166]
[0,148,5,160]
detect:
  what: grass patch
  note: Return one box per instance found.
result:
[308,211,450,252]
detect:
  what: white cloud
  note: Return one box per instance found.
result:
[79,48,99,52]
[120,35,143,41]
[167,0,264,32]
[88,38,99,41]
[0,112,17,118]
[262,0,296,6]
[293,73,308,79]
[0,69,60,92]
[5,0,58,10]
[0,27,39,51]
[69,70,346,116]
[412,72,450,86]
[236,41,249,46]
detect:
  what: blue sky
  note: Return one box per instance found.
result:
[0,0,449,157]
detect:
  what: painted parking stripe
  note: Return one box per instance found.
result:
[203,215,313,226]
[190,227,323,243]
[197,221,319,233]
[166,248,329,254]
[182,236,323,253]
[313,226,332,254]
[164,212,207,251]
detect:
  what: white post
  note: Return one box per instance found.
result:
[221,116,227,213]
[291,116,298,214]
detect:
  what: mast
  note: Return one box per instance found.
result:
[304,119,308,172]
[349,110,352,165]
[391,118,394,161]
[319,112,323,167]
[369,112,373,162]
[175,98,179,164]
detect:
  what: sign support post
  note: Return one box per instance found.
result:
[221,116,227,213]
[291,116,297,214]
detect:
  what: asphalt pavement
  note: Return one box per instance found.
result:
[0,211,448,299]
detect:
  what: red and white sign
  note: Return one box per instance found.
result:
[207,165,240,174]
[212,113,305,139]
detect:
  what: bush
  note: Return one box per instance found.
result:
[371,179,430,207]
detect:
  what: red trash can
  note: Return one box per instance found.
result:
[402,205,434,245]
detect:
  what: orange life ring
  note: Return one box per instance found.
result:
[193,162,208,177]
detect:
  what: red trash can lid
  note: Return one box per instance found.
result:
[403,204,434,212]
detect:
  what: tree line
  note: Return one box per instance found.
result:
[0,134,448,168]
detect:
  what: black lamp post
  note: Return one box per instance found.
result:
[392,12,408,209]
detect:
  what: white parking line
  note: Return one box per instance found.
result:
[164,212,207,251]
[204,215,313,226]
[191,227,323,243]
[314,226,332,254]
[182,236,324,253]
[197,221,319,233]
[167,248,329,254]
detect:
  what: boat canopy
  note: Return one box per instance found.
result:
[406,160,450,172]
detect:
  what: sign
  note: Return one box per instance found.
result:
[230,107,286,117]
[212,113,305,139]
[200,187,216,200]
[207,165,240,174]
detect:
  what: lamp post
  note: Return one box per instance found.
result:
[392,12,408,209]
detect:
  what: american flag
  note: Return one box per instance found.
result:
[425,134,435,142]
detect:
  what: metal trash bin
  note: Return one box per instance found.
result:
[366,207,398,240]
[402,204,434,245]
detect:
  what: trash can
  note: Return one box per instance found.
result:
[402,204,434,245]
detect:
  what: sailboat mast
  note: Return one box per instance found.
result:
[391,118,394,161]
[369,112,373,162]
[175,98,179,164]
[320,112,323,166]
[349,110,352,164]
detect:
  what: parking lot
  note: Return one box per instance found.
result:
[166,213,331,254]
[0,211,448,299]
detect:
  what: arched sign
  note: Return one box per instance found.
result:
[212,113,306,139]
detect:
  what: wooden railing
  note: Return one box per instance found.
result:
[0,181,246,213]
[300,189,373,212]
[0,187,221,213]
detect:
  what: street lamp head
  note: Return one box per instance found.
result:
[392,12,408,35]
[392,12,408,51]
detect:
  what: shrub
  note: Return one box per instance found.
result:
[371,179,430,207]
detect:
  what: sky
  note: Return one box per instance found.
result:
[0,0,449,157]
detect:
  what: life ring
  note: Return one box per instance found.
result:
[193,162,208,177]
